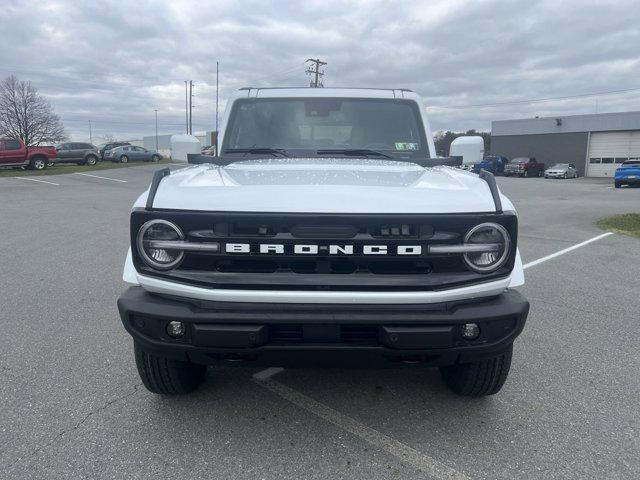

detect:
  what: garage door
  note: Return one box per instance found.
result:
[587,131,640,177]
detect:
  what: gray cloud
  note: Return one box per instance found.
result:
[1,0,639,142]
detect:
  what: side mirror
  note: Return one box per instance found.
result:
[187,153,214,165]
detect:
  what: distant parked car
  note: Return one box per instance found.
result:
[503,157,545,177]
[0,137,57,170]
[614,159,640,188]
[544,163,578,179]
[472,155,508,175]
[97,141,131,160]
[55,142,100,166]
[105,145,162,163]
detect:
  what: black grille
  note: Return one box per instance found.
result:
[131,210,518,291]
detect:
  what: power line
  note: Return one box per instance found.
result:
[60,117,208,128]
[434,86,640,110]
[245,62,305,85]
[305,59,326,88]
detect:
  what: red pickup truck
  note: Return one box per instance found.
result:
[0,138,57,170]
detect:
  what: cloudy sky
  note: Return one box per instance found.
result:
[2,0,640,142]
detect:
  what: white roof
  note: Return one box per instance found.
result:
[451,136,484,146]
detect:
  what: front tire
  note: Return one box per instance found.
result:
[615,181,622,188]
[134,343,207,394]
[85,155,98,166]
[120,155,129,163]
[151,154,160,163]
[440,345,513,396]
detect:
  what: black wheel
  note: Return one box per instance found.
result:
[134,342,206,395]
[563,173,567,179]
[120,155,129,163]
[614,181,622,188]
[151,154,160,163]
[29,156,47,170]
[440,345,513,396]
[85,155,98,166]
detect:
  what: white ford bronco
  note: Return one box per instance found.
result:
[118,87,528,396]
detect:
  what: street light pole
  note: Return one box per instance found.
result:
[154,109,159,152]
[184,80,188,134]
[215,61,219,154]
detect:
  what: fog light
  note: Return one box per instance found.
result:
[166,321,185,338]
[461,323,480,340]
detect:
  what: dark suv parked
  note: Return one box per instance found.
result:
[503,157,546,177]
[55,142,100,166]
[98,141,131,160]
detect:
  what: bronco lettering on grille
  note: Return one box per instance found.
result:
[224,243,423,256]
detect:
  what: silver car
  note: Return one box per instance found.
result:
[105,145,162,163]
[544,163,578,179]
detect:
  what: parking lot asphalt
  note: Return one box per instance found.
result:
[1,166,638,480]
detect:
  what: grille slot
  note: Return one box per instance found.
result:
[340,325,379,344]
[269,324,380,345]
[270,325,303,343]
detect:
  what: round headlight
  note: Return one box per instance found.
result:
[463,223,510,273]
[137,219,184,270]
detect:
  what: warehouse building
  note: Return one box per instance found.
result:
[491,111,640,177]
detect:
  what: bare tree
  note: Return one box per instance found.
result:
[0,75,66,146]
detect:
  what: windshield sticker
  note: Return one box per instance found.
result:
[394,142,419,151]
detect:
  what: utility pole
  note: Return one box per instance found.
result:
[189,80,194,135]
[154,109,159,151]
[184,81,188,134]
[89,120,92,144]
[215,62,219,133]
[305,58,327,87]
[216,62,219,155]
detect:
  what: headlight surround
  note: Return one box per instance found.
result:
[463,222,511,273]
[136,219,184,270]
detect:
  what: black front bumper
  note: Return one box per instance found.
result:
[117,287,529,368]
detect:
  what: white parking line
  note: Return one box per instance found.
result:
[523,232,614,270]
[252,367,284,381]
[13,176,60,186]
[73,172,127,183]
[253,374,469,480]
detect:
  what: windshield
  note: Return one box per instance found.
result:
[222,97,429,158]
[511,157,528,163]
[551,164,568,169]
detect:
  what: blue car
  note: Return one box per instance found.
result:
[472,155,509,175]
[614,159,640,188]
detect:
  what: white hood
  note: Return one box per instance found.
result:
[140,158,510,214]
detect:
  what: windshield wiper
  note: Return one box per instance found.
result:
[223,148,289,157]
[316,149,392,159]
